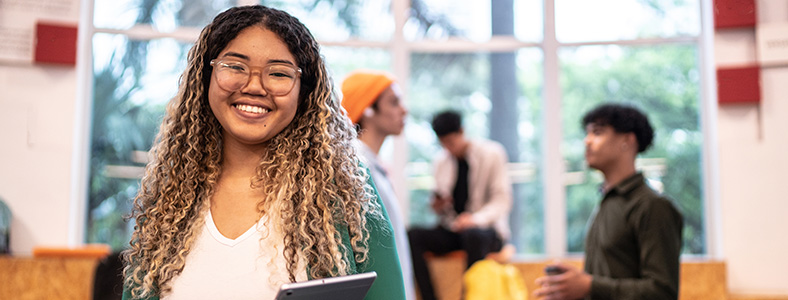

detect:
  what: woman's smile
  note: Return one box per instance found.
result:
[235,103,270,115]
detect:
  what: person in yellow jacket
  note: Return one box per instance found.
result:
[464,244,528,300]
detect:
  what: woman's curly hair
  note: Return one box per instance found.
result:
[122,5,381,299]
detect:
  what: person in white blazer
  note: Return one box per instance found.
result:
[408,110,513,300]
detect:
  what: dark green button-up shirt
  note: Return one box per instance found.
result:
[584,173,683,300]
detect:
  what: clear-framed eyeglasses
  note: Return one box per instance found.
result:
[209,59,302,96]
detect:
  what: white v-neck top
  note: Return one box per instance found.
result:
[164,210,307,300]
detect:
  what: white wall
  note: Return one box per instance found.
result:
[0,0,787,296]
[715,0,788,295]
[0,0,83,256]
[0,65,78,254]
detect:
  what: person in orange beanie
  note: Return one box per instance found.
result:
[341,70,415,300]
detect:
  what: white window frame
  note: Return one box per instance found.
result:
[71,0,721,259]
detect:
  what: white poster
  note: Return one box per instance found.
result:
[757,22,788,67]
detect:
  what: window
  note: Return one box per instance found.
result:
[86,0,232,247]
[85,0,710,256]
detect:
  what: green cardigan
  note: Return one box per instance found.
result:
[122,175,406,300]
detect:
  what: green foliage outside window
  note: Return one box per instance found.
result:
[86,0,706,255]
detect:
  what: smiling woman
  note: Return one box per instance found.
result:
[120,5,404,300]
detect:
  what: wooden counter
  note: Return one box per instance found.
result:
[0,256,100,300]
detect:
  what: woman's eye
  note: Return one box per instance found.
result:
[224,63,247,72]
[269,71,293,78]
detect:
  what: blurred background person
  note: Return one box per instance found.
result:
[408,110,513,300]
[533,103,683,300]
[341,69,415,300]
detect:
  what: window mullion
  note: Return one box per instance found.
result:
[94,25,202,43]
[389,0,412,224]
[699,0,721,259]
[542,0,567,257]
[72,0,97,247]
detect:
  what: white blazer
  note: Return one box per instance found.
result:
[432,139,513,240]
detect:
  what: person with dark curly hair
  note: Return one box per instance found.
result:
[121,5,404,300]
[534,103,683,300]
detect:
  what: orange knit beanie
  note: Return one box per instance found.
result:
[340,70,395,124]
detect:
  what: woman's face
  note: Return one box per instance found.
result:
[208,26,300,147]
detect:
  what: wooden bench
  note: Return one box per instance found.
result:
[0,245,111,300]
[0,256,101,300]
[422,245,516,300]
[422,254,730,300]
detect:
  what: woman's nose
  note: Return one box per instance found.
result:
[241,71,268,96]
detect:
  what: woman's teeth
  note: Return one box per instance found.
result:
[236,104,269,114]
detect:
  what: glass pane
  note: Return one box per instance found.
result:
[513,48,545,254]
[405,0,490,41]
[88,34,189,249]
[266,0,393,42]
[560,44,705,254]
[514,0,544,42]
[405,0,542,42]
[322,46,392,88]
[407,51,545,254]
[94,0,232,30]
[555,0,701,43]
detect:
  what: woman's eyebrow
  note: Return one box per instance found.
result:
[268,59,297,67]
[220,52,297,67]
[221,52,250,61]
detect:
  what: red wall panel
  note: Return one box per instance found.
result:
[34,22,78,66]
[714,0,757,29]
[717,66,761,104]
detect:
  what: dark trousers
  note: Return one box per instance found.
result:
[408,226,503,300]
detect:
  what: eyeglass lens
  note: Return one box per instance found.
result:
[212,60,299,95]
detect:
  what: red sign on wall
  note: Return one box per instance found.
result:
[34,22,78,66]
[713,0,757,29]
[716,66,760,104]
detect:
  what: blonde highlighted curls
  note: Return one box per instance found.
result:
[122,5,381,299]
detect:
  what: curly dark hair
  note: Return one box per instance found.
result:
[582,103,654,153]
[199,5,320,108]
[122,5,380,299]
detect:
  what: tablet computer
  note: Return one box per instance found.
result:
[274,271,377,300]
